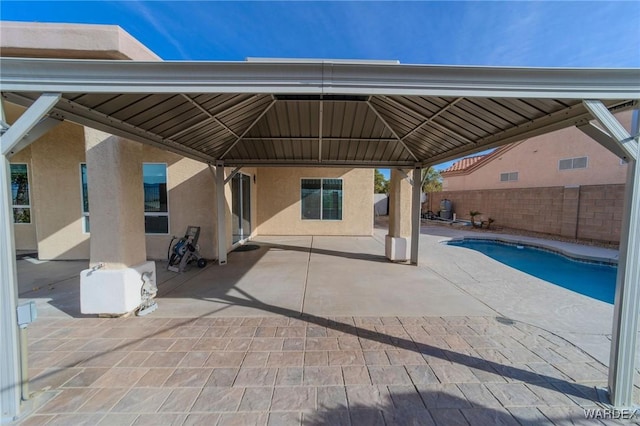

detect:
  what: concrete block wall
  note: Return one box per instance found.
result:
[576,184,625,243]
[429,184,624,244]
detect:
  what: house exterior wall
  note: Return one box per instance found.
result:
[12,108,91,260]
[429,184,624,244]
[442,111,631,191]
[9,94,372,258]
[257,168,373,236]
[141,146,218,260]
[7,101,225,260]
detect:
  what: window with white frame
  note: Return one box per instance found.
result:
[10,164,30,224]
[143,163,169,234]
[301,178,343,220]
[500,172,518,182]
[80,163,169,234]
[80,163,90,232]
[559,156,588,170]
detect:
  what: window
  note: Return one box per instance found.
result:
[301,178,342,220]
[80,163,90,232]
[143,163,169,234]
[79,163,169,234]
[10,164,30,223]
[559,156,588,170]
[500,172,518,182]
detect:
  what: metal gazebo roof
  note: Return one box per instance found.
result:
[1,58,638,166]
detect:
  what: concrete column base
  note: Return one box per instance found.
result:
[80,261,156,315]
[385,235,410,262]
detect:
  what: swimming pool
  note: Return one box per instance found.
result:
[446,239,618,304]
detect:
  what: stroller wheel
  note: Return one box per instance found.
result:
[197,258,207,268]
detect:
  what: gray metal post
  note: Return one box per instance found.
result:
[0,95,60,423]
[0,100,21,423]
[216,161,228,265]
[410,166,421,265]
[608,109,640,407]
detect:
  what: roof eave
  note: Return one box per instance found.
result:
[1,57,639,99]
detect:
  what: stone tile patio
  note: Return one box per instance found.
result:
[15,315,625,425]
[10,226,640,425]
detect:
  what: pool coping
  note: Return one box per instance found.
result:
[440,234,619,266]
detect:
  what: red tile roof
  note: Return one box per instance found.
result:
[441,154,487,173]
[440,144,518,176]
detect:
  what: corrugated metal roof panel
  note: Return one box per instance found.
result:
[6,59,634,167]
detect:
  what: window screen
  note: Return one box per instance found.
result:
[559,157,588,170]
[301,179,322,220]
[322,179,343,220]
[500,172,518,182]
[301,178,342,220]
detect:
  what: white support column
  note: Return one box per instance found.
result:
[410,166,421,265]
[80,129,153,316]
[385,169,412,262]
[216,161,228,265]
[607,109,640,407]
[0,94,60,423]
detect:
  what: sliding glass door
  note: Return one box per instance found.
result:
[231,173,251,244]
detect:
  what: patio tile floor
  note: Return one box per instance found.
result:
[11,230,640,425]
[13,314,623,425]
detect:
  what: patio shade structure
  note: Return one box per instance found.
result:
[0,58,639,420]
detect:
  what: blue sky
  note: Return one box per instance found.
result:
[2,1,638,177]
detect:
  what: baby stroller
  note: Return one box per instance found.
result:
[167,226,208,272]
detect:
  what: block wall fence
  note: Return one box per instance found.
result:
[428,184,625,244]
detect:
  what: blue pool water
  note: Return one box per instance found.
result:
[447,239,617,304]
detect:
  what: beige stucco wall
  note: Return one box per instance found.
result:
[6,103,89,258]
[6,99,223,260]
[30,122,90,260]
[387,169,412,238]
[1,21,160,60]
[85,130,146,269]
[443,111,631,191]
[142,146,218,260]
[257,168,373,236]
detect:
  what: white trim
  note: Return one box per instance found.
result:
[1,59,638,99]
[300,177,344,221]
[9,162,31,224]
[143,162,170,235]
[0,92,60,156]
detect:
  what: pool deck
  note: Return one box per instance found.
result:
[9,221,640,425]
[420,221,620,264]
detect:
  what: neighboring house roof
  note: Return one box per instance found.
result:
[440,143,520,177]
[441,154,487,173]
